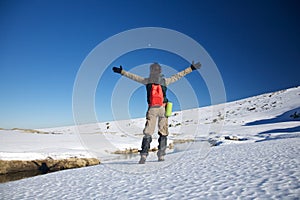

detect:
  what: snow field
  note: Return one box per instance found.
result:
[0,138,299,199]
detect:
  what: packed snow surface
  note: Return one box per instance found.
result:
[1,139,299,199]
[1,86,300,199]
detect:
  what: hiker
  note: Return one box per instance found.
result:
[112,61,201,164]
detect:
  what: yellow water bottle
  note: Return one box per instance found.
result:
[165,102,173,117]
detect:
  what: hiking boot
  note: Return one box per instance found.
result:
[158,155,165,162]
[138,154,147,164]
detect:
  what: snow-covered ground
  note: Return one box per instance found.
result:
[0,86,300,199]
[1,138,299,199]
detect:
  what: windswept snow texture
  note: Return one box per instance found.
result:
[1,139,299,199]
[1,86,300,199]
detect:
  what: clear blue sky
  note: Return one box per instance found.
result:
[1,0,299,129]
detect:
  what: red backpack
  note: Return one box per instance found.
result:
[149,84,164,106]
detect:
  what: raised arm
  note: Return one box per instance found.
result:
[112,66,148,84]
[165,61,201,86]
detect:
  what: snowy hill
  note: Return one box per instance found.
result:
[41,85,300,157]
[0,86,299,199]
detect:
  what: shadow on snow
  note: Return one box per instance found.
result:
[245,107,300,126]
[258,125,300,135]
[255,125,300,143]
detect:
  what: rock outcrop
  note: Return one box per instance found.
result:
[0,157,100,175]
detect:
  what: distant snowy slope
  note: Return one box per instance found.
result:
[223,86,300,125]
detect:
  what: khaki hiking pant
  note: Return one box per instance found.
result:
[143,106,169,136]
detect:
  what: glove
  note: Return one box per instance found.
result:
[190,61,201,70]
[112,66,123,74]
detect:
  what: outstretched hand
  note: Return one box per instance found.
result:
[191,61,201,70]
[113,66,123,74]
